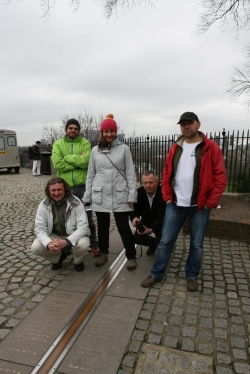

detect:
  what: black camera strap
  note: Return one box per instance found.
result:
[135,244,143,260]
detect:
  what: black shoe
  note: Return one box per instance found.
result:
[51,251,68,270]
[146,246,156,255]
[75,262,84,272]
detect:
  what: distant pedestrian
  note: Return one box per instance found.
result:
[141,112,227,291]
[83,114,138,269]
[31,177,90,271]
[51,118,99,257]
[32,141,42,177]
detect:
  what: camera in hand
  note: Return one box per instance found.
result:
[136,219,145,233]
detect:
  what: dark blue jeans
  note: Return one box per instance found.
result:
[151,203,210,279]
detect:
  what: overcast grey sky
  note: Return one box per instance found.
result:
[0,0,249,146]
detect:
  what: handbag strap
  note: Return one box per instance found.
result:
[105,154,127,181]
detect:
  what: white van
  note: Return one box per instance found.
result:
[0,129,20,173]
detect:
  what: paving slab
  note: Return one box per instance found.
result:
[134,343,213,374]
[107,252,154,299]
[56,253,118,293]
[0,360,32,374]
[57,295,143,374]
[0,289,86,366]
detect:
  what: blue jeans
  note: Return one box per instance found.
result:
[151,203,210,279]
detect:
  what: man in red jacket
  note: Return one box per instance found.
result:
[141,112,227,291]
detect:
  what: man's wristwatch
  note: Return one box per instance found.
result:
[64,239,73,254]
[65,239,72,247]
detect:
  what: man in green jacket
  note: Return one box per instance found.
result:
[51,119,99,256]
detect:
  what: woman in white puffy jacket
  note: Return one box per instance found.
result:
[83,114,137,270]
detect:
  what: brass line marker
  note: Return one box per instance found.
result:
[31,249,127,374]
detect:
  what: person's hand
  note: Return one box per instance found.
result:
[56,238,68,250]
[204,205,209,209]
[47,239,61,252]
[137,226,152,236]
[128,202,133,207]
[82,151,86,155]
[48,238,67,251]
[132,217,140,227]
[167,200,171,204]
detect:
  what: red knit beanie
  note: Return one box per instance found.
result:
[100,118,118,132]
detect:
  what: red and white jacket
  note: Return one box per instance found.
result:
[162,132,227,210]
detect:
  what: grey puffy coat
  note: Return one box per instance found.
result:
[83,139,137,213]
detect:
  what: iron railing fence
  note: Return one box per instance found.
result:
[124,129,250,193]
[18,130,250,193]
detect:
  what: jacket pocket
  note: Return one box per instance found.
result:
[92,186,102,205]
[116,187,128,204]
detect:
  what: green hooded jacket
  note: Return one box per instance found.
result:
[51,136,91,188]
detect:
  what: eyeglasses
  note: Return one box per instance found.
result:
[68,127,79,131]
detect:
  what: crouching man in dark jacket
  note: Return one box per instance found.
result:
[31,177,90,271]
[130,171,165,255]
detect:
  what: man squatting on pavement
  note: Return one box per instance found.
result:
[51,119,99,257]
[130,170,165,256]
[141,112,227,292]
[31,177,90,272]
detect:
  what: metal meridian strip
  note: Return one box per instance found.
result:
[31,249,127,374]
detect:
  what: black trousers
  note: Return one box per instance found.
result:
[95,211,136,260]
[134,230,162,248]
[72,186,98,249]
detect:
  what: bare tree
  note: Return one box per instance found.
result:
[42,123,65,146]
[42,107,127,147]
[226,44,250,109]
[197,1,250,109]
[5,0,155,20]
[102,0,155,20]
[197,0,250,34]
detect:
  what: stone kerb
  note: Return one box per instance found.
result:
[183,212,250,244]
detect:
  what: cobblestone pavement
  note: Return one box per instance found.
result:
[0,168,250,374]
[119,234,250,374]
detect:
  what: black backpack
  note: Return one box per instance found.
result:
[28,147,34,160]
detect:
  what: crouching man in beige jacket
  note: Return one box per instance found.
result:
[31,177,90,272]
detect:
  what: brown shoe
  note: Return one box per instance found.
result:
[187,278,198,292]
[141,275,163,288]
[95,253,108,267]
[126,259,137,270]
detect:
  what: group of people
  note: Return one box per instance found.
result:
[31,111,226,292]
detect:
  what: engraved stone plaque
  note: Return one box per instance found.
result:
[0,290,85,366]
[134,343,213,374]
[107,252,154,299]
[58,296,143,374]
[0,360,32,374]
[56,253,117,293]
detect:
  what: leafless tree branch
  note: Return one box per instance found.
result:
[197,0,250,35]
[102,0,155,20]
[226,44,250,110]
[5,0,155,20]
